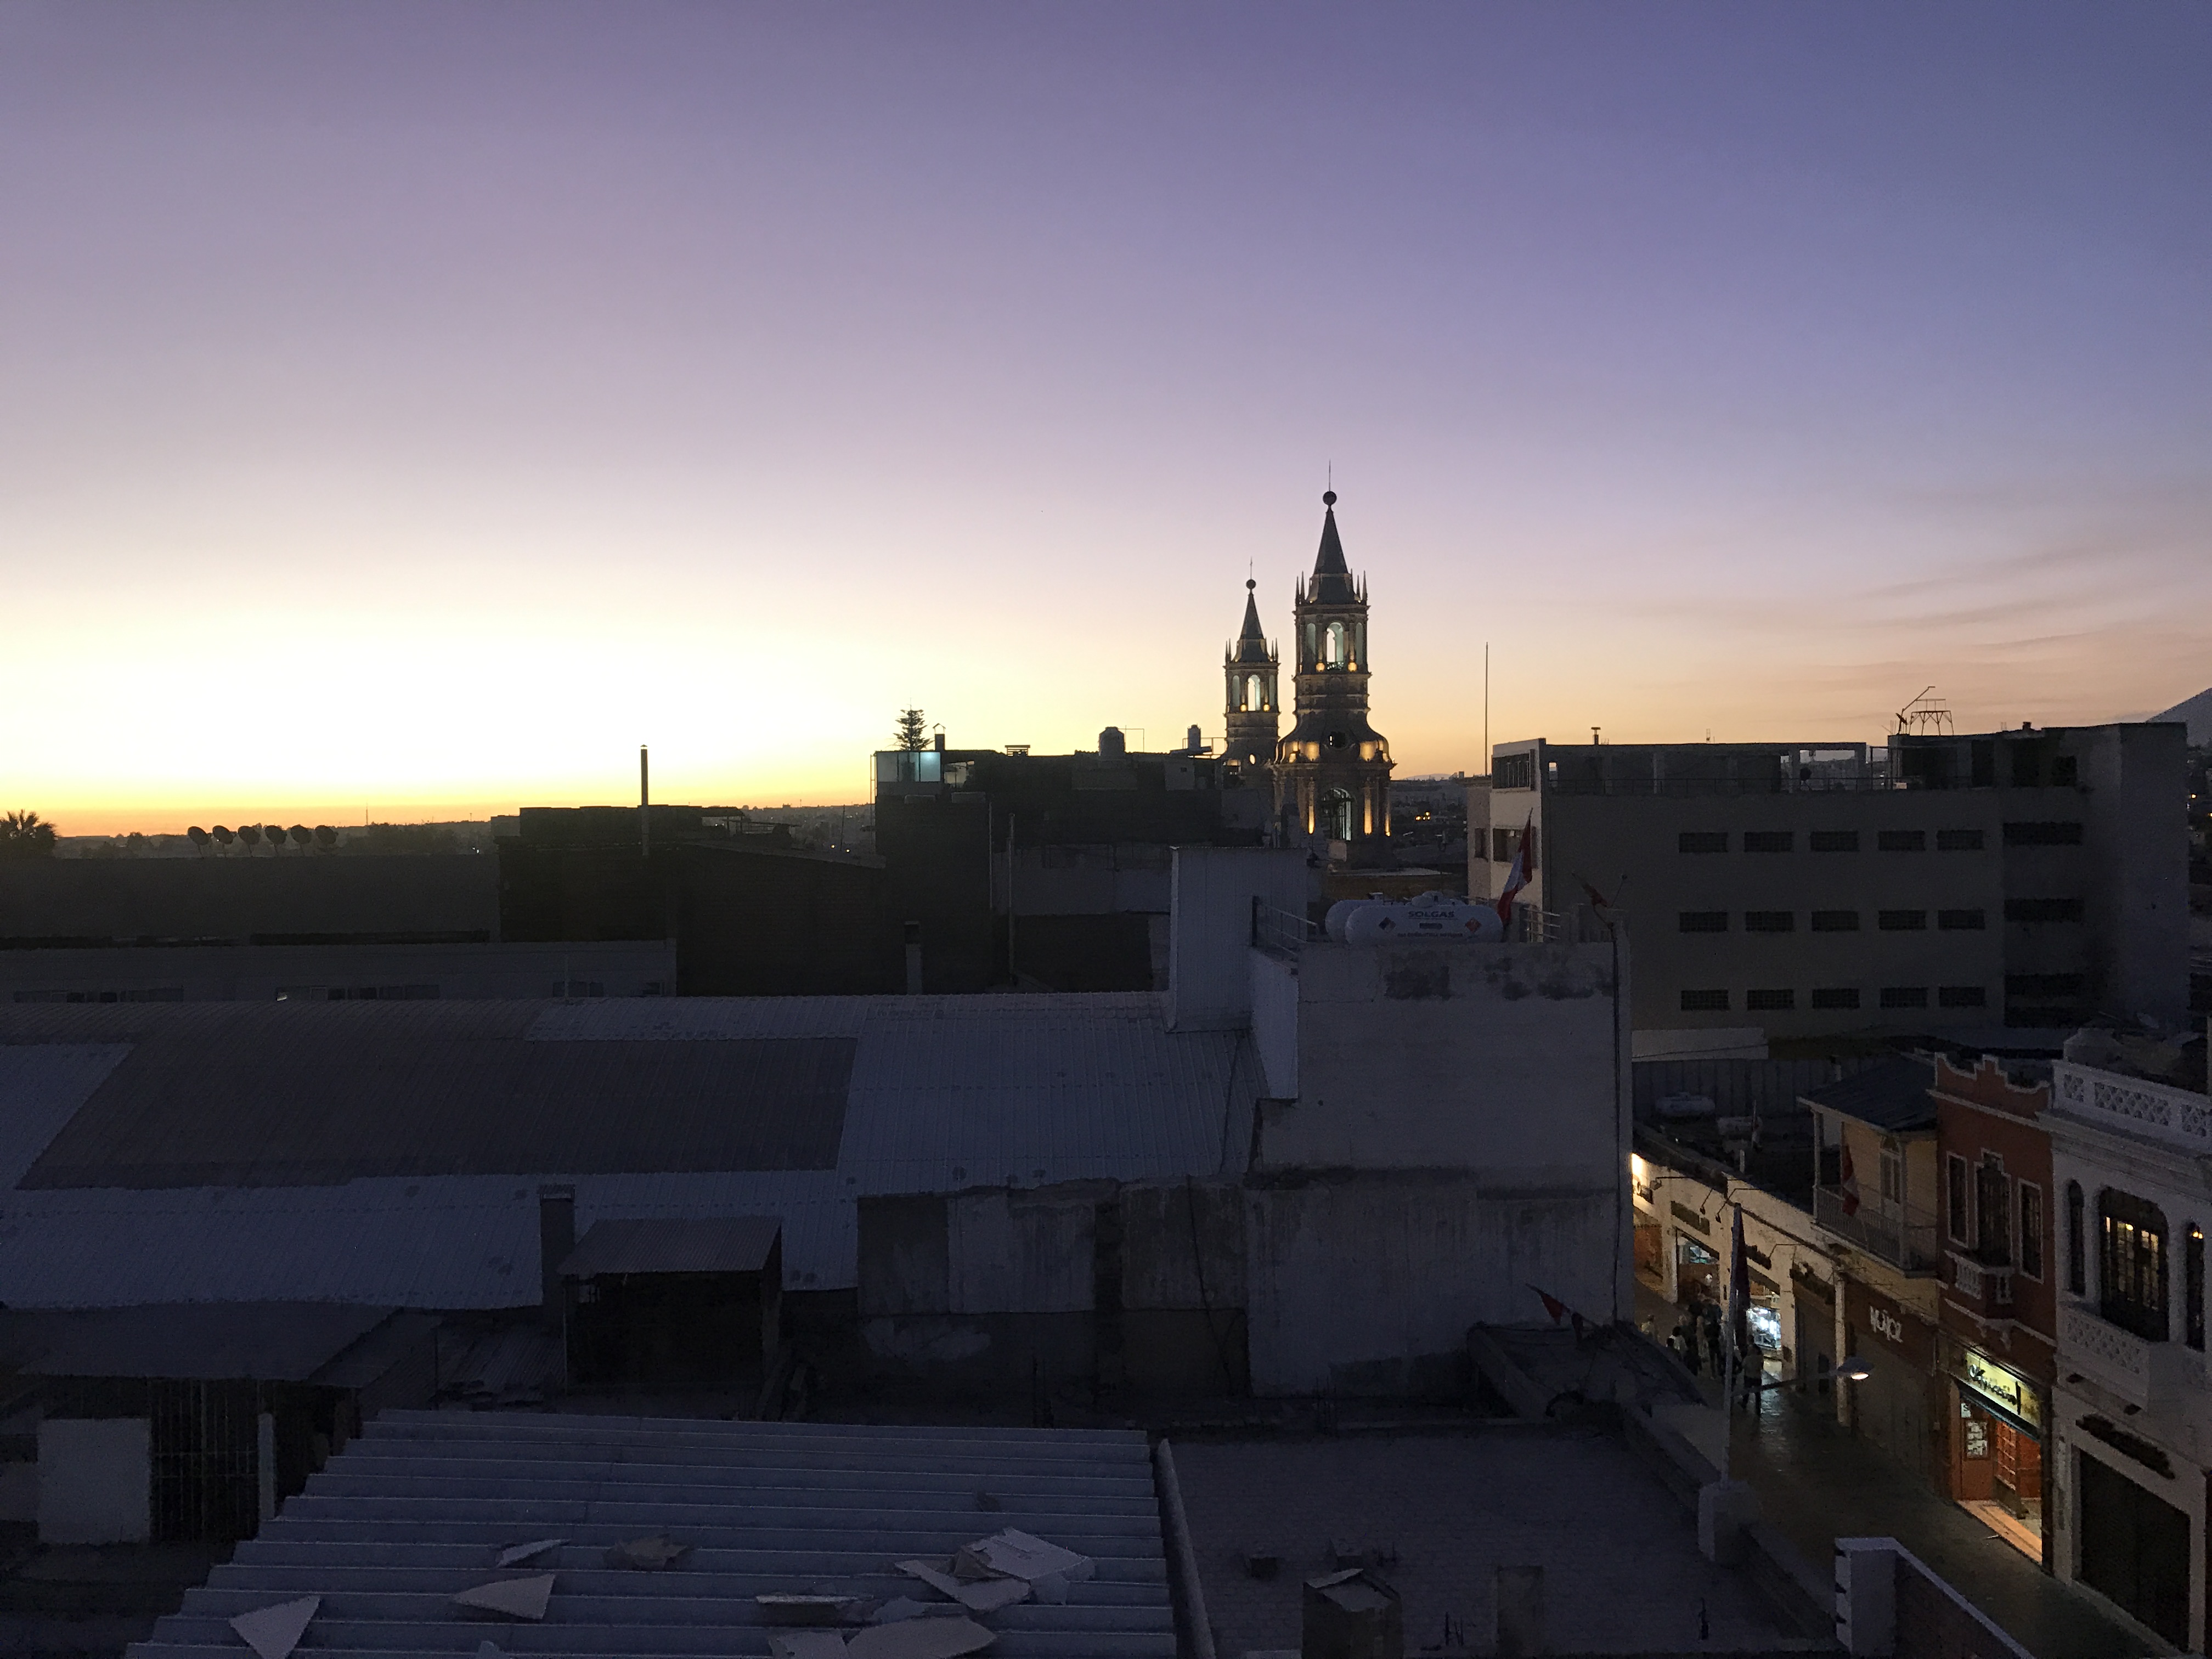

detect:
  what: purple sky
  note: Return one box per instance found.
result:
[4,3,2207,831]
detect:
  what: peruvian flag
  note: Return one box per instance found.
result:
[1839,1144,1861,1217]
[1494,814,1535,927]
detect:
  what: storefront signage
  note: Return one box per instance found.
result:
[1961,1350,2042,1431]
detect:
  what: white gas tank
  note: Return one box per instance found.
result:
[1329,890,1502,944]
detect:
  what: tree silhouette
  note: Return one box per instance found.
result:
[894,709,930,751]
[0,810,58,859]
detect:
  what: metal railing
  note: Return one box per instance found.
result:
[1251,901,1317,955]
[1814,1185,1941,1274]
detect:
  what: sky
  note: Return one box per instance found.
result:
[3,3,2208,835]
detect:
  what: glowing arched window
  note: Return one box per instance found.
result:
[1322,788,1353,842]
[1325,622,1346,668]
[1244,674,1262,712]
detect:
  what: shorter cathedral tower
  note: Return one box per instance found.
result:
[1274,490,1393,856]
[1223,578,1280,770]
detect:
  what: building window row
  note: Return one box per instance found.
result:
[1675,908,1985,933]
[1679,984,1986,1013]
[2005,897,2083,923]
[1946,1153,2045,1281]
[1675,828,1987,855]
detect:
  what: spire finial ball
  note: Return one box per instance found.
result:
[1322,490,1337,507]
[1246,578,1255,591]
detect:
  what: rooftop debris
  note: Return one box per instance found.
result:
[494,1537,565,1567]
[897,1557,1032,1615]
[606,1533,692,1570]
[452,1574,555,1620]
[229,1596,318,1659]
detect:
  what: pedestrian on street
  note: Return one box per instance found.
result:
[1681,1314,1702,1375]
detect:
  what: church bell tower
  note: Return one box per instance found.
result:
[1273,490,1392,857]
[1223,578,1279,770]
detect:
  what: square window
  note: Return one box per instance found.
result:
[1742,831,1793,853]
[1937,828,1984,851]
[1880,986,1929,1009]
[1937,909,1986,930]
[1938,985,1987,1008]
[1746,988,1795,1011]
[1680,988,1730,1012]
[1743,911,1795,933]
[1809,830,1859,853]
[1678,831,1728,854]
[1947,1155,1971,1244]
[2051,755,2078,786]
[1810,910,1860,932]
[1810,987,1860,1010]
[1678,911,1730,933]
[1877,910,1928,931]
[1877,829,1926,852]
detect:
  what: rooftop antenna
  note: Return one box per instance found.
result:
[1893,687,1953,737]
[639,746,650,857]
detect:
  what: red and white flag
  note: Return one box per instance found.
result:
[1494,814,1535,927]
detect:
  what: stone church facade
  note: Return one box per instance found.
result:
[1223,491,1394,862]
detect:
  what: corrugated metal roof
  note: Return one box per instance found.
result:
[0,995,1253,1310]
[129,1412,1174,1659]
[1800,1057,1937,1132]
[5,1001,850,1188]
[0,1302,392,1381]
[561,1216,782,1277]
[0,1042,129,1186]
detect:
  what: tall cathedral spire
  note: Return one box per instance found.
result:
[1224,578,1279,769]
[1273,489,1392,859]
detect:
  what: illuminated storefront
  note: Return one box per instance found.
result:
[1944,1339,2047,1562]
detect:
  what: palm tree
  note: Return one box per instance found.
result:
[0,810,58,859]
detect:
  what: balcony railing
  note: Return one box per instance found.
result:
[1814,1185,1941,1274]
[2060,1302,2152,1408]
[2053,1062,2212,1156]
[1946,1250,2015,1321]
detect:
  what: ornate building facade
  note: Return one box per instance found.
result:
[1222,492,1392,859]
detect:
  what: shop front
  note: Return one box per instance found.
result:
[1943,1339,2047,1563]
[1844,1277,1941,1486]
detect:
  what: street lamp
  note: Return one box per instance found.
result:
[1749,1355,1870,1394]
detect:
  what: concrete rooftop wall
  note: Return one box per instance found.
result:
[1259,937,1627,1185]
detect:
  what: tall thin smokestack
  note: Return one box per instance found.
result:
[640,745,650,857]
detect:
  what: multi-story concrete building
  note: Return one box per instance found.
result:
[1474,722,2190,1045]
[2046,1023,2212,1651]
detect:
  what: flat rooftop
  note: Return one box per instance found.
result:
[1173,1429,1807,1656]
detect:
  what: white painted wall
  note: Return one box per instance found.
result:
[37,1418,149,1545]
[1260,938,1627,1186]
[1243,1177,1620,1394]
[1167,846,1311,1030]
[1249,949,1299,1099]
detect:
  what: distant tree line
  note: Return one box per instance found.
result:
[1,810,57,860]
